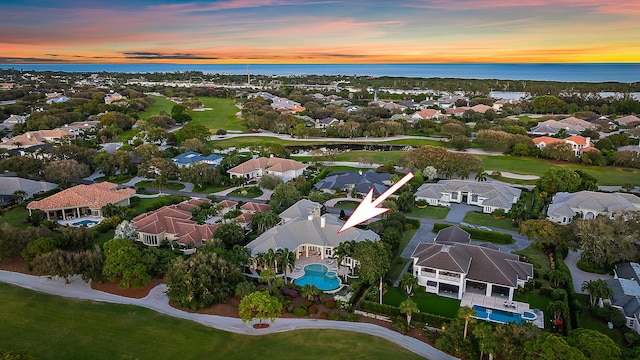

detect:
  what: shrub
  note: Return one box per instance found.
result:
[392,315,409,334]
[330,312,341,320]
[539,287,554,298]
[325,300,336,309]
[303,300,313,308]
[348,313,359,322]
[293,307,307,317]
[309,305,318,314]
[319,311,329,320]
[405,218,420,229]
[551,289,568,302]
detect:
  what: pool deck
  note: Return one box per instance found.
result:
[289,255,350,280]
[461,293,544,328]
[57,216,104,227]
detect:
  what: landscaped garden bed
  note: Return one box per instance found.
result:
[228,186,263,198]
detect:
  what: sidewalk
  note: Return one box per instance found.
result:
[0,270,456,360]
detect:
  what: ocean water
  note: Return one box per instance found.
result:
[1,63,639,83]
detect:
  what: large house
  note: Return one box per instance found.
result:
[0,121,98,150]
[314,170,391,195]
[0,176,57,205]
[0,114,26,131]
[529,117,594,136]
[26,182,135,220]
[532,135,597,156]
[411,226,533,300]
[132,198,218,248]
[227,156,307,182]
[415,180,521,213]
[547,191,640,225]
[604,263,640,334]
[246,199,379,272]
[172,151,223,168]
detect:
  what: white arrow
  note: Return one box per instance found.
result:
[338,172,414,233]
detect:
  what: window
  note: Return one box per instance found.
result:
[451,192,458,200]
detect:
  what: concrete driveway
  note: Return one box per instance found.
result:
[564,250,613,294]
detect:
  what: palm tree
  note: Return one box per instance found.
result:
[472,322,496,360]
[399,298,419,327]
[475,168,488,182]
[547,300,568,322]
[582,279,613,307]
[332,240,355,281]
[12,190,27,204]
[155,175,167,194]
[548,270,567,288]
[276,248,296,284]
[258,268,276,295]
[300,284,321,302]
[400,273,418,297]
[457,306,477,341]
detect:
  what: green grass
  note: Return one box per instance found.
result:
[1,205,30,229]
[0,283,424,360]
[139,95,175,120]
[577,310,626,346]
[228,186,263,199]
[135,180,185,191]
[513,244,552,279]
[408,205,450,219]
[210,136,304,148]
[382,139,444,147]
[512,291,552,329]
[335,150,405,164]
[128,195,187,215]
[479,155,640,186]
[385,228,418,283]
[384,287,461,318]
[334,200,360,210]
[192,185,231,195]
[94,174,134,184]
[92,229,115,247]
[462,211,515,231]
[189,97,247,132]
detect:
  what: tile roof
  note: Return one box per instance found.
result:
[415,180,521,210]
[0,177,58,198]
[132,198,219,245]
[314,170,390,194]
[616,115,640,125]
[27,182,135,211]
[241,202,270,213]
[412,242,533,287]
[548,191,640,219]
[227,157,307,176]
[172,151,223,166]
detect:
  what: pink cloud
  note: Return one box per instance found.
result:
[409,0,640,15]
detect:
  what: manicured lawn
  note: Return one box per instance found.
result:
[189,97,247,132]
[192,185,231,194]
[228,186,263,199]
[462,211,514,230]
[0,283,424,360]
[335,150,405,164]
[384,287,461,318]
[135,180,185,191]
[513,291,551,330]
[128,195,187,216]
[210,136,304,148]
[479,155,640,186]
[2,205,30,229]
[94,174,134,184]
[408,205,450,219]
[577,310,626,346]
[513,244,552,279]
[92,229,115,247]
[139,95,175,120]
[382,138,444,147]
[334,200,360,210]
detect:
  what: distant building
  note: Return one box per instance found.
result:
[533,135,597,156]
[547,191,640,225]
[415,180,521,214]
[228,156,307,182]
[604,262,640,334]
[314,170,391,195]
[172,151,223,168]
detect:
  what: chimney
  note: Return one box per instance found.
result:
[320,216,326,228]
[308,214,313,221]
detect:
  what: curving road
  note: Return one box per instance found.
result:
[0,270,457,360]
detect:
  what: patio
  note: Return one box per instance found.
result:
[288,255,351,280]
[57,216,104,228]
[460,292,545,328]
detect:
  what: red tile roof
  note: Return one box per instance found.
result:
[132,199,218,245]
[27,182,135,211]
[227,157,307,176]
[241,202,270,213]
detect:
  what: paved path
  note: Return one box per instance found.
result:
[564,250,613,294]
[486,170,539,180]
[325,197,356,207]
[213,186,273,201]
[0,270,456,360]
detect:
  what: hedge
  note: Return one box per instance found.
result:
[358,300,451,327]
[405,218,420,229]
[432,223,513,244]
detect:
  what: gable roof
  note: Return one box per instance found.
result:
[616,115,640,125]
[415,180,521,209]
[27,182,135,211]
[314,170,390,194]
[435,226,471,244]
[241,202,270,213]
[412,242,533,287]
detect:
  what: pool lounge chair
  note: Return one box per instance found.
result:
[326,259,334,265]
[294,265,302,272]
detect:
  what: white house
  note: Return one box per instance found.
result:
[547,191,640,225]
[411,226,533,300]
[227,156,307,182]
[415,180,521,213]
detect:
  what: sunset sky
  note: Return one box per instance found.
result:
[1,0,639,64]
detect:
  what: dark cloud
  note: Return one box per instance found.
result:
[45,53,59,57]
[122,52,218,60]
[0,57,68,63]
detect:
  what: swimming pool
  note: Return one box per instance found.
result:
[472,305,536,324]
[72,219,99,227]
[294,264,341,291]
